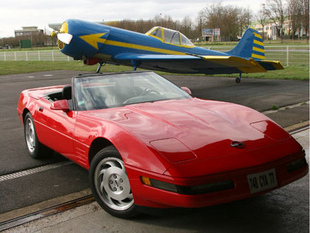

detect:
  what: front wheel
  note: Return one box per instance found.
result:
[24,112,52,159]
[89,146,138,218]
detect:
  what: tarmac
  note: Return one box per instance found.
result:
[2,126,309,233]
[0,71,308,232]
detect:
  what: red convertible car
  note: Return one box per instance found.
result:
[17,71,308,218]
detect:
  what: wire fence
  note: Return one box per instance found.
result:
[206,45,309,67]
[0,50,72,62]
[0,45,309,67]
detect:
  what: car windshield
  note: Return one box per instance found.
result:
[73,72,192,111]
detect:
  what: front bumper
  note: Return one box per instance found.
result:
[127,151,308,208]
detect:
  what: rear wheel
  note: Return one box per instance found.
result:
[89,146,138,218]
[24,112,52,159]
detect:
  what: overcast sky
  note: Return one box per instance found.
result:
[0,0,264,38]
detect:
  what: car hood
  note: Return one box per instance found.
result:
[86,98,301,176]
[120,98,288,145]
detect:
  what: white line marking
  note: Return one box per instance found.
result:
[0,161,73,182]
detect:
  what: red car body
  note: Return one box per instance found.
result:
[17,71,308,217]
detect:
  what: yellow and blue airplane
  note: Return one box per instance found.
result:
[53,19,283,83]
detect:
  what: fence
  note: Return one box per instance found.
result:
[205,45,309,67]
[0,46,309,67]
[0,50,72,62]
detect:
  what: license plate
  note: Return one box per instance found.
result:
[247,168,278,194]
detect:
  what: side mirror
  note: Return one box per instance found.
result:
[181,87,192,95]
[50,100,70,112]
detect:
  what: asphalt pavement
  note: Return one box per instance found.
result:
[0,70,308,232]
[2,128,308,233]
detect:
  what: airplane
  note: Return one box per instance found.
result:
[51,19,284,83]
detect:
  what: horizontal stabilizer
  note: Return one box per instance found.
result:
[113,53,272,74]
[257,60,284,71]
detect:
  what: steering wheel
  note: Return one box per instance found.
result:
[140,88,160,96]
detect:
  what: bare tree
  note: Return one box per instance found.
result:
[287,0,302,38]
[199,3,250,41]
[256,4,268,40]
[180,16,193,37]
[264,0,286,39]
[301,0,309,38]
[238,8,252,37]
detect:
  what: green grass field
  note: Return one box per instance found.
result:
[0,60,308,80]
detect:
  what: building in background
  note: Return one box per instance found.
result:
[15,26,43,37]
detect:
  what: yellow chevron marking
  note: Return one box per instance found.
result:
[253,47,265,53]
[105,40,186,55]
[252,53,265,60]
[253,32,263,39]
[254,39,264,47]
[79,33,108,50]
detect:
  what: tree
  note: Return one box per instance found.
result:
[264,0,286,39]
[237,8,252,37]
[301,0,309,38]
[256,4,268,40]
[180,16,193,38]
[199,3,251,41]
[287,0,303,38]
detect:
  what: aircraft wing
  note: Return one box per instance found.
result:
[113,53,283,75]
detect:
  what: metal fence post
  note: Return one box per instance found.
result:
[286,45,289,67]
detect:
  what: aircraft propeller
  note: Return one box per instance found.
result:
[44,25,73,45]
[57,33,73,44]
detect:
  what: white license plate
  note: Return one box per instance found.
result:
[247,168,278,194]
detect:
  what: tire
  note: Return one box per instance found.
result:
[89,146,138,218]
[24,112,53,159]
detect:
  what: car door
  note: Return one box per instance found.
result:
[44,108,76,159]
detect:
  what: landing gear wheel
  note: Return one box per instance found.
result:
[236,73,242,83]
[89,146,138,218]
[24,112,53,159]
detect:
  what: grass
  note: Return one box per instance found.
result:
[0,61,133,75]
[237,65,309,80]
[0,60,308,80]
[0,55,309,80]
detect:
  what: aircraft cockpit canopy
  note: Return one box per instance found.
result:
[146,27,194,47]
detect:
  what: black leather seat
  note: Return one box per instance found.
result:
[62,85,72,100]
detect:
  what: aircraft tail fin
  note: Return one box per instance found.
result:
[227,28,265,60]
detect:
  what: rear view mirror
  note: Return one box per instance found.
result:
[181,87,192,95]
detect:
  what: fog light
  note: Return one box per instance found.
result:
[189,180,234,194]
[141,176,235,195]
